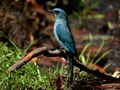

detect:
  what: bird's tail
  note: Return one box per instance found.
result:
[68,57,74,82]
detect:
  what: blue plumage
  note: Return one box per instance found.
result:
[54,23,76,55]
[50,8,78,82]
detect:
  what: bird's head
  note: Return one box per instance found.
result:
[49,8,68,20]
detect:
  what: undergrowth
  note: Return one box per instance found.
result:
[0,42,60,90]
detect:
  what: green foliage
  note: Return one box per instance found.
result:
[0,32,68,89]
[55,62,64,75]
[79,43,91,65]
[0,42,62,89]
[0,32,61,90]
[107,21,114,29]
[79,34,112,74]
[0,31,22,58]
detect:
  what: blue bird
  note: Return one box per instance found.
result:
[49,8,78,82]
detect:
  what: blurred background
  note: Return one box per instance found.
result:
[0,0,120,72]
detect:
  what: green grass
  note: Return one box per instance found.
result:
[0,42,67,90]
[3,42,69,90]
[79,34,112,74]
[0,31,68,89]
[0,42,65,90]
[0,30,67,89]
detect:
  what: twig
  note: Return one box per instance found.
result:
[7,47,120,81]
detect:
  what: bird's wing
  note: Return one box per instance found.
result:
[55,24,76,54]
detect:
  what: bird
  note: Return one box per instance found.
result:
[49,8,78,82]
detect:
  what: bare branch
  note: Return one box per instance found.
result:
[7,47,48,72]
[7,47,120,81]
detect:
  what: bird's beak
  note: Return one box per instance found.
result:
[48,9,55,13]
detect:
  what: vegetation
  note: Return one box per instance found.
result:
[0,32,114,89]
[0,42,64,90]
[0,0,120,89]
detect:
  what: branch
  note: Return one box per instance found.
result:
[7,47,120,81]
[7,47,48,72]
